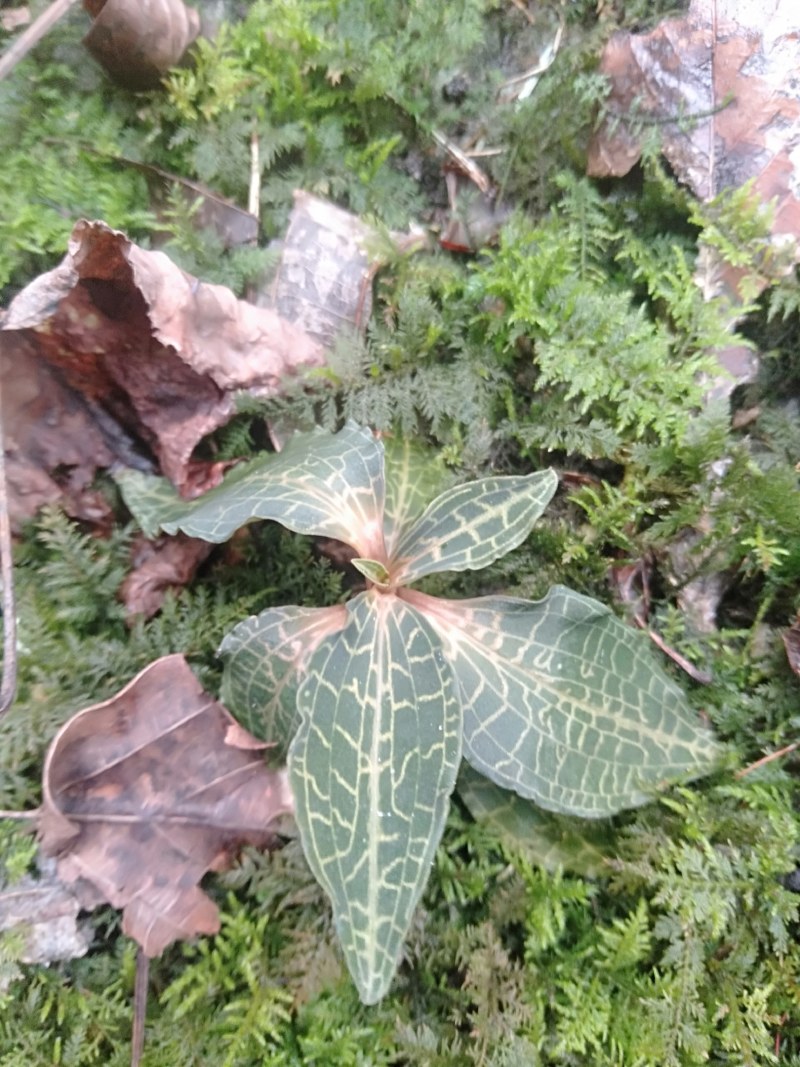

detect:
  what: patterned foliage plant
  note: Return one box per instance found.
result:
[117,423,721,1004]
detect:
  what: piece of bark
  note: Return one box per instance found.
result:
[0,863,92,973]
[265,192,382,349]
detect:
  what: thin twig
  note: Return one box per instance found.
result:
[708,0,717,198]
[431,129,492,194]
[643,625,713,684]
[248,129,260,220]
[131,949,150,1067]
[735,742,799,779]
[0,375,17,720]
[0,810,38,820]
[508,0,535,25]
[498,19,564,93]
[0,0,81,82]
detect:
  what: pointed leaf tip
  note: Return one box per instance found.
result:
[391,469,558,584]
[410,585,721,818]
[117,422,386,555]
[289,592,462,1003]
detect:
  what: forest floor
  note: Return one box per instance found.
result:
[1,1,800,1064]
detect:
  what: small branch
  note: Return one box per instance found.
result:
[0,377,17,720]
[431,129,492,195]
[131,949,150,1067]
[248,129,260,220]
[0,0,81,82]
[631,610,713,685]
[735,742,799,779]
[0,810,39,820]
[642,625,713,685]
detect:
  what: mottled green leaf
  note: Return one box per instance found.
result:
[382,436,450,557]
[391,470,558,584]
[115,468,191,540]
[407,585,721,818]
[219,604,347,755]
[457,764,614,877]
[289,591,462,1004]
[116,423,386,555]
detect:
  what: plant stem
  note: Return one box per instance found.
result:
[0,380,16,719]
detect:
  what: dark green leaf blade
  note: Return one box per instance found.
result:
[116,423,386,554]
[457,764,614,877]
[391,470,558,584]
[408,586,722,818]
[219,604,347,754]
[289,591,462,1004]
[382,435,450,557]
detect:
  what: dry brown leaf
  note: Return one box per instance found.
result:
[121,532,214,619]
[119,158,260,250]
[2,219,325,499]
[0,331,117,529]
[266,192,403,348]
[38,654,293,956]
[588,0,800,283]
[83,0,200,91]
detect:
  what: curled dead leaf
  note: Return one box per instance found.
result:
[2,220,325,500]
[83,0,200,91]
[0,331,116,529]
[38,654,293,956]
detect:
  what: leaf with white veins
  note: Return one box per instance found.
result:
[457,764,614,877]
[391,470,558,584]
[381,436,450,557]
[220,604,347,754]
[289,590,462,1003]
[406,585,721,818]
[117,422,386,556]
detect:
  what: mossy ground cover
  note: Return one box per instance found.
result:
[2,2,800,1063]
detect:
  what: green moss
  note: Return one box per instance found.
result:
[2,0,800,1060]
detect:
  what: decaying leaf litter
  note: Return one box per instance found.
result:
[2,0,800,1061]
